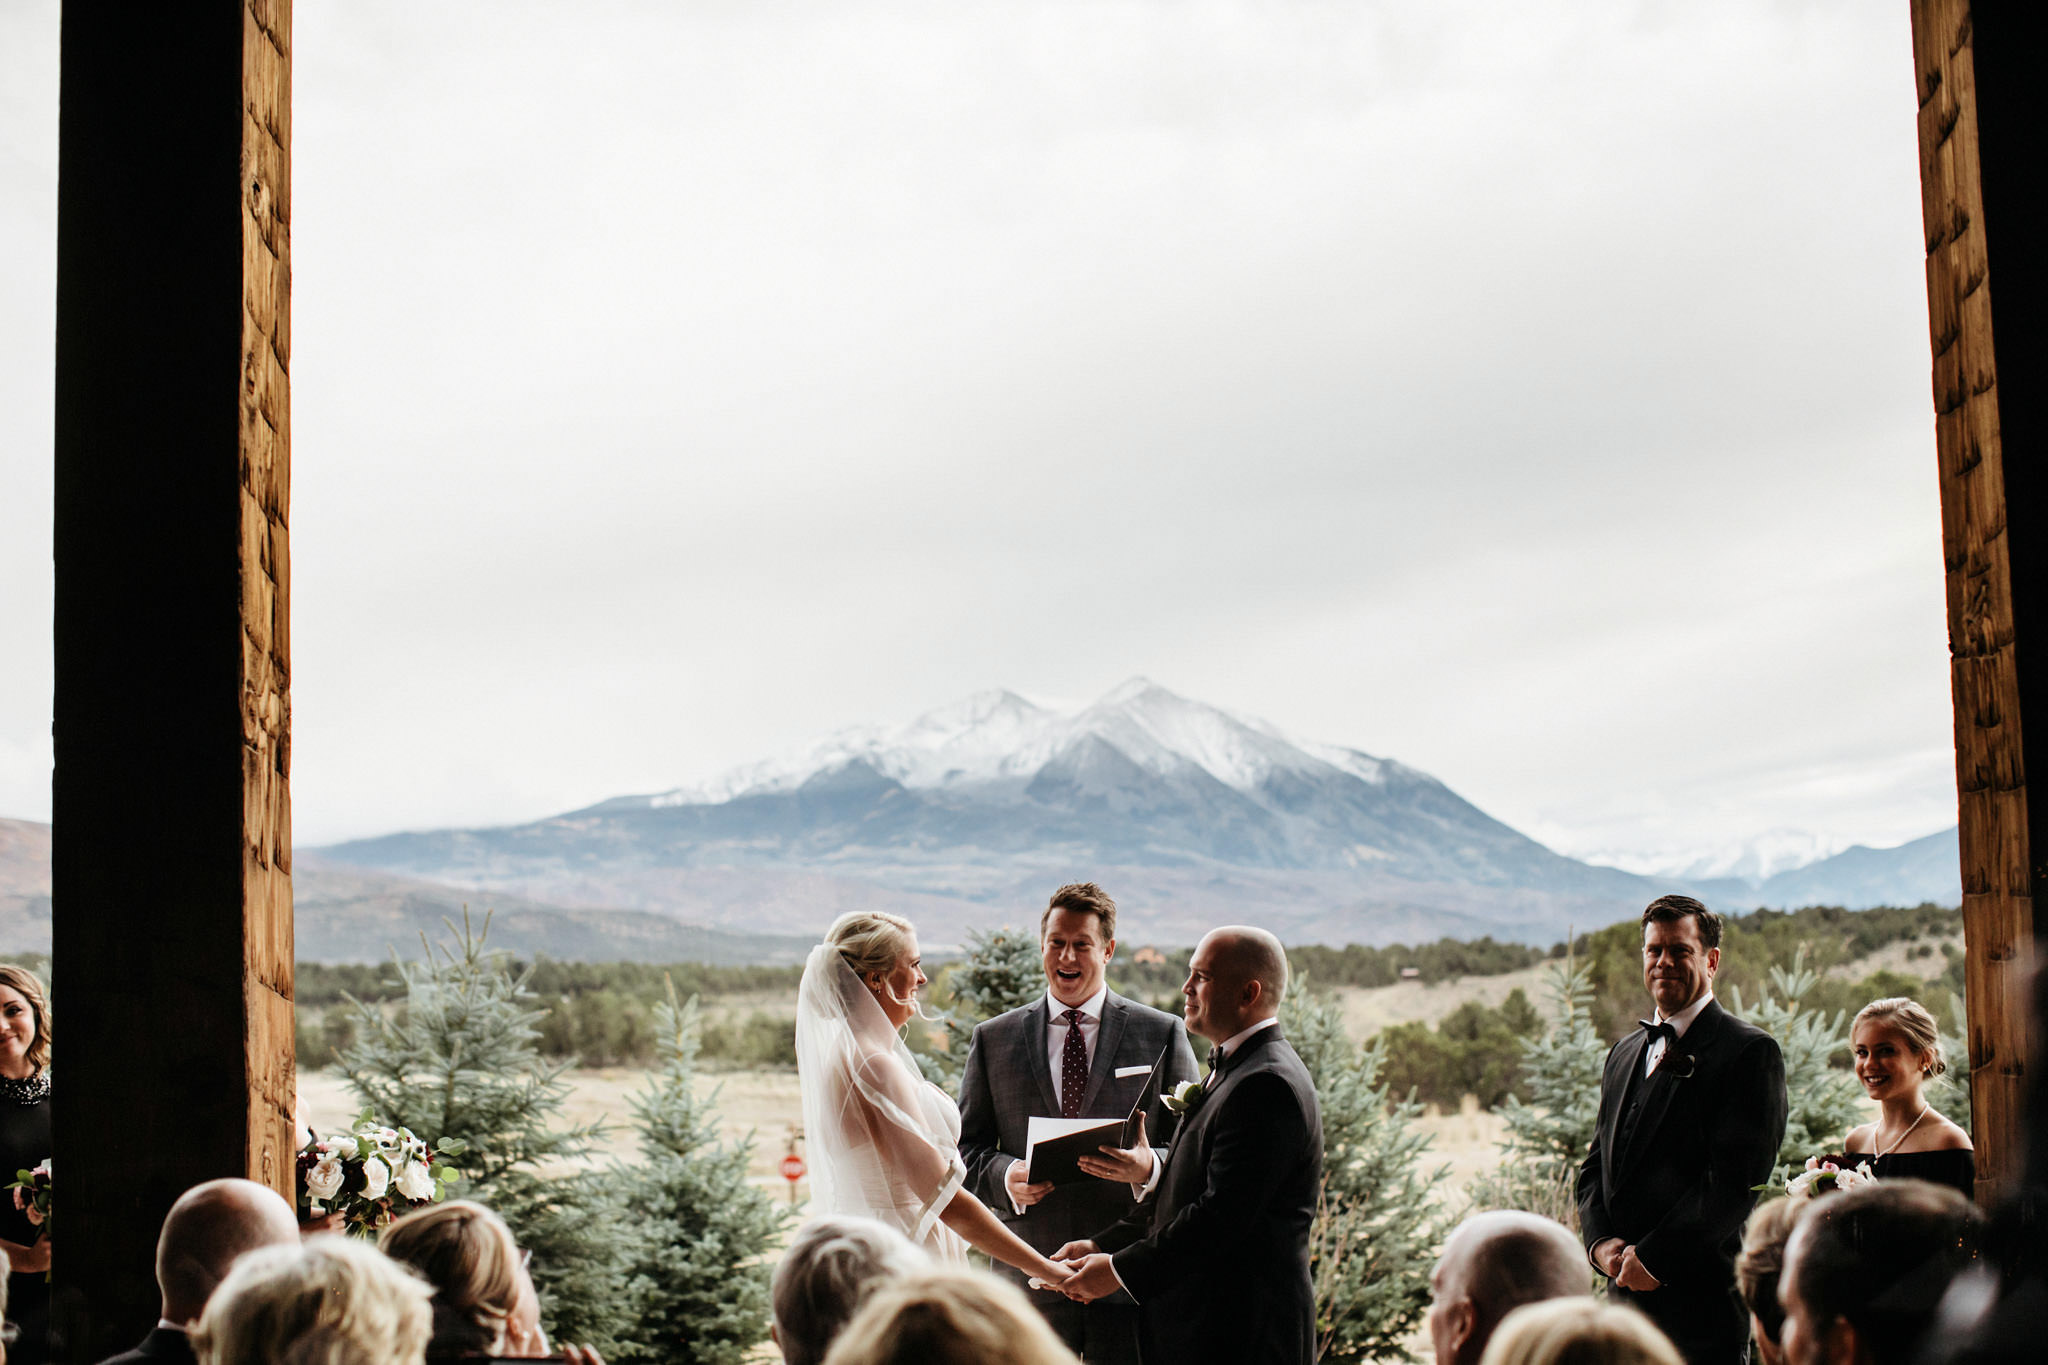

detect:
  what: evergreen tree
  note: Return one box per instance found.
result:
[617,982,787,1363]
[1469,952,1605,1229]
[1282,983,1449,1362]
[339,913,626,1346]
[1937,999,1972,1134]
[917,925,1044,1093]
[1724,947,1862,1181]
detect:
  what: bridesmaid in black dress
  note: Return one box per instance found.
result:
[1841,995,1974,1199]
[0,964,51,1365]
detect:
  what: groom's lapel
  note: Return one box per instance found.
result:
[1615,1001,1728,1187]
[1014,997,1060,1117]
[1076,994,1130,1115]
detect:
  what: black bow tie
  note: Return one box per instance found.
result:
[1639,1019,1677,1046]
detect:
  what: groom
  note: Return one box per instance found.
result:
[957,883,1199,1363]
[1054,926,1323,1365]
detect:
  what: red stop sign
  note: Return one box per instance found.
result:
[780,1154,807,1182]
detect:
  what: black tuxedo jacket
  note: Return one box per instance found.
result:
[1095,1025,1323,1365]
[95,1327,197,1365]
[1576,998,1786,1363]
[957,991,1199,1276]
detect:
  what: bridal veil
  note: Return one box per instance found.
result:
[795,943,967,1258]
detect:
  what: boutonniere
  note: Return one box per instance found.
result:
[1161,1080,1206,1115]
[1666,1054,1696,1080]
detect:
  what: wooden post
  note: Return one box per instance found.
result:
[1910,1,2048,1208]
[51,1,293,1349]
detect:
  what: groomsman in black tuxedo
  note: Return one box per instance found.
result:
[1577,896,1788,1365]
[956,883,1199,1363]
[1053,925,1323,1365]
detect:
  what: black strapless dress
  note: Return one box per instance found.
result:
[0,1079,51,1365]
[1844,1147,1976,1201]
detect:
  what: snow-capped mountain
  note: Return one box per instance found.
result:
[1583,830,1854,885]
[640,679,1391,810]
[314,680,1959,946]
[319,679,1666,944]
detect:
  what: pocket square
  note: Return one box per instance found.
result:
[1115,1065,1152,1078]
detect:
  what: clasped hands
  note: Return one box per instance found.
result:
[1591,1237,1661,1292]
[1041,1240,1120,1303]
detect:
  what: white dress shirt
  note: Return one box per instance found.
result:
[1644,989,1714,1076]
[1047,985,1108,1085]
[1008,986,1109,1212]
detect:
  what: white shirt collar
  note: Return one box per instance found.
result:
[1657,989,1715,1037]
[1216,1016,1279,1058]
[1047,985,1108,1021]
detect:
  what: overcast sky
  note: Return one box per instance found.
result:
[0,1,1956,867]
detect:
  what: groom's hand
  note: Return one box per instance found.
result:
[1590,1237,1626,1280]
[1060,1253,1121,1304]
[1052,1240,1098,1260]
[1077,1114,1155,1184]
[1615,1246,1660,1292]
[1006,1159,1055,1209]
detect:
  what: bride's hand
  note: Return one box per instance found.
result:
[1028,1255,1073,1291]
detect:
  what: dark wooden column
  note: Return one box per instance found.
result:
[1910,0,2048,1208]
[51,1,293,1349]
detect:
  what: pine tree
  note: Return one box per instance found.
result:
[1724,947,1862,1183]
[1469,952,1606,1229]
[917,925,1044,1093]
[617,982,787,1363]
[1283,983,1449,1362]
[338,912,627,1346]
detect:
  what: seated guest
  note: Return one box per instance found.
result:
[1478,1299,1684,1365]
[1734,1196,1805,1365]
[1841,998,1974,1198]
[822,1268,1078,1365]
[1778,1179,1985,1365]
[379,1202,546,1359]
[771,1217,927,1365]
[190,1237,434,1365]
[1428,1211,1591,1365]
[96,1178,303,1365]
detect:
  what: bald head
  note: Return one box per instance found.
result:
[157,1178,303,1324]
[1427,1212,1588,1365]
[1184,925,1290,1044]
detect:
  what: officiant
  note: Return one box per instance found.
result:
[957,883,1199,1363]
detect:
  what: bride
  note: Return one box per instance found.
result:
[797,911,1071,1285]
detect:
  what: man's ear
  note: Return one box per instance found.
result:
[1102,937,1116,963]
[1705,945,1722,977]
[1825,1316,1858,1365]
[1447,1300,1476,1360]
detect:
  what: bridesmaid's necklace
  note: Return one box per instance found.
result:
[1876,1103,1931,1157]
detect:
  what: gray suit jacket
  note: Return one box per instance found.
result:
[957,990,1200,1282]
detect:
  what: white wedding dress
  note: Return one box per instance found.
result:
[795,944,969,1262]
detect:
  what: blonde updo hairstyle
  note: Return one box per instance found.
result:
[826,911,917,990]
[1852,997,1945,1078]
[0,964,52,1074]
[379,1200,522,1354]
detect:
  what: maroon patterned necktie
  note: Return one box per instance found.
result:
[1060,1009,1088,1118]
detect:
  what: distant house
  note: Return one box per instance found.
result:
[1132,947,1167,966]
[1399,966,1422,980]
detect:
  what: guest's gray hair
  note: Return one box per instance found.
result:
[191,1236,434,1365]
[772,1216,928,1365]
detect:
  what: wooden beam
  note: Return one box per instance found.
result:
[1910,0,2048,1207]
[51,1,293,1349]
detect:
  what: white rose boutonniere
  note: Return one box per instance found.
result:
[1161,1080,1207,1115]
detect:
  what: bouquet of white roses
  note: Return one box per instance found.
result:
[1781,1155,1876,1200]
[296,1112,464,1236]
